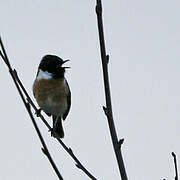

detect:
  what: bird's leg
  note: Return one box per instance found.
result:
[35,108,42,117]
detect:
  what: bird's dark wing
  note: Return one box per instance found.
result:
[63,79,71,120]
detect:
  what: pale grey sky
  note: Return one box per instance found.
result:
[0,0,180,179]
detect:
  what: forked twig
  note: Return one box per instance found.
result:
[95,0,128,179]
[0,37,97,180]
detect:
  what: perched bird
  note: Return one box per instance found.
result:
[33,55,71,138]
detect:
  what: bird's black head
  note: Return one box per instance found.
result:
[39,55,70,78]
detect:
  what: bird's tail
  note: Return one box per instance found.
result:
[52,116,64,138]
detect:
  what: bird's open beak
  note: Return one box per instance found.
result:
[63,59,70,64]
[62,59,70,68]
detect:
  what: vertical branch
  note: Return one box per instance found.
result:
[95,1,128,180]
[172,152,179,180]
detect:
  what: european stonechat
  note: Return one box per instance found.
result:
[33,55,71,138]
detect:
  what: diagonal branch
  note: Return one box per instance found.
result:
[0,37,63,180]
[13,69,52,130]
[14,68,97,180]
[95,1,128,180]
[0,37,11,68]
[25,102,64,180]
[172,152,179,180]
[0,37,97,180]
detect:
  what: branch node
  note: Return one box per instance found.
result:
[68,148,73,154]
[9,68,14,74]
[35,108,42,117]
[118,139,124,148]
[106,55,109,64]
[25,102,31,110]
[102,106,108,116]
[41,148,47,155]
[10,69,18,80]
[76,163,82,169]
[172,152,176,158]
[13,68,17,75]
[95,0,102,15]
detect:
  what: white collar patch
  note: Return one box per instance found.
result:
[36,69,53,80]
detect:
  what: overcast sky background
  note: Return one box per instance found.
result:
[0,0,180,179]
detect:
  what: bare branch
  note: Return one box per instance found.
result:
[55,141,97,180]
[26,102,64,180]
[0,37,63,180]
[0,37,11,69]
[95,1,128,180]
[118,139,124,149]
[13,69,52,130]
[14,70,97,180]
[0,37,97,180]
[172,152,179,180]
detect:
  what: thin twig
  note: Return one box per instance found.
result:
[0,37,97,180]
[0,37,63,180]
[0,37,11,68]
[26,103,64,180]
[95,1,128,180]
[13,69,52,130]
[14,68,97,180]
[172,152,179,180]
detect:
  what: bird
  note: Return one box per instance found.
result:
[33,55,71,138]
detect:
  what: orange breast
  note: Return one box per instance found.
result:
[33,78,68,116]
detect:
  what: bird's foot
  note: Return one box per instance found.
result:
[35,108,42,117]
